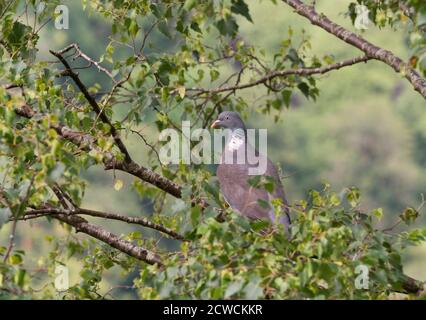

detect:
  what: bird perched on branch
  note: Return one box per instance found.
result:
[211,111,291,232]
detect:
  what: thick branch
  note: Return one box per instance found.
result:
[54,213,162,265]
[53,124,183,198]
[104,160,182,198]
[282,0,426,99]
[8,104,182,199]
[400,274,425,295]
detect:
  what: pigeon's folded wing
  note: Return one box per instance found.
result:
[217,156,291,227]
[217,163,273,221]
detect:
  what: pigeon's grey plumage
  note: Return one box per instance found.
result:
[211,111,291,231]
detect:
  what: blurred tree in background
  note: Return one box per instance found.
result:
[1,0,426,299]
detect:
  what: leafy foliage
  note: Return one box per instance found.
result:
[0,0,425,299]
[137,185,426,299]
[348,0,426,75]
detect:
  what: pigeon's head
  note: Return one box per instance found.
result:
[210,111,246,131]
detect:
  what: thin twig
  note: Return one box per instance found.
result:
[3,177,34,262]
[188,56,371,96]
[50,47,133,163]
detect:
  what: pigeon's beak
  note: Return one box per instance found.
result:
[210,120,222,129]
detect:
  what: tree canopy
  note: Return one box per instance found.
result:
[1,0,426,299]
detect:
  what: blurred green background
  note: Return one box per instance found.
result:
[1,0,425,298]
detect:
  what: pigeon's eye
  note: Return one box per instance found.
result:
[225,116,229,120]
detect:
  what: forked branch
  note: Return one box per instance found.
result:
[282,0,426,99]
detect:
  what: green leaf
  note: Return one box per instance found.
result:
[9,254,23,265]
[0,207,12,230]
[216,17,238,36]
[7,21,30,46]
[158,21,172,39]
[114,179,124,191]
[191,206,201,226]
[14,269,26,287]
[210,69,220,82]
[203,180,220,203]
[184,0,197,10]
[243,276,263,299]
[257,198,270,209]
[128,20,139,36]
[225,279,244,298]
[231,0,253,23]
[248,175,261,187]
[372,208,383,220]
[190,22,202,33]
[251,219,270,232]
[400,207,419,225]
[281,90,292,108]
[297,82,310,99]
[346,187,360,207]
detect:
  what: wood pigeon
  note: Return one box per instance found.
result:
[211,111,291,231]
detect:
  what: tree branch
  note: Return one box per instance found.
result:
[188,55,371,95]
[2,176,34,262]
[54,213,162,265]
[399,273,425,295]
[47,46,189,200]
[49,48,132,163]
[7,103,183,200]
[78,208,184,240]
[3,218,18,263]
[104,160,182,198]
[22,207,184,240]
[282,0,426,99]
[54,43,116,80]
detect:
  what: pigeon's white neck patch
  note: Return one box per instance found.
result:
[227,129,245,151]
